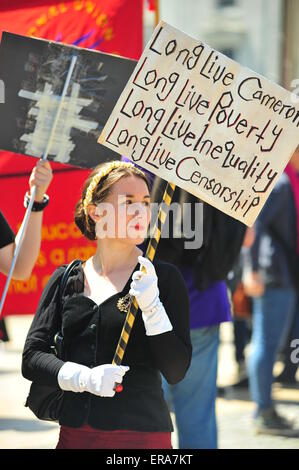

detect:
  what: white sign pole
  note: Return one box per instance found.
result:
[0,55,78,318]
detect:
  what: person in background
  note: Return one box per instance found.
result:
[0,159,53,343]
[243,146,299,436]
[226,226,255,388]
[275,310,299,385]
[149,176,246,449]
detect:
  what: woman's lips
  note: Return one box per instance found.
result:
[134,223,145,231]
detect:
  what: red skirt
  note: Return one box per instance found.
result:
[56,424,172,449]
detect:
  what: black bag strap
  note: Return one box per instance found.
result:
[52,259,82,358]
[58,259,82,306]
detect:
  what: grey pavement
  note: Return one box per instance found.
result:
[0,315,298,449]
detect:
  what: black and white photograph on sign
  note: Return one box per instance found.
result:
[0,32,136,168]
[99,21,299,226]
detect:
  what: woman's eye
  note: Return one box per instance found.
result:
[125,200,149,206]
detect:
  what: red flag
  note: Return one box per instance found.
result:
[147,0,157,11]
[0,0,143,60]
[0,0,143,316]
[0,154,93,315]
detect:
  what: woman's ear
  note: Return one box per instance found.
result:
[87,204,101,223]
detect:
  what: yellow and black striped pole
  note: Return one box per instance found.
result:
[112,181,176,368]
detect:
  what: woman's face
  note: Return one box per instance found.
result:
[91,175,151,245]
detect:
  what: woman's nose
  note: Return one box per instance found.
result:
[131,203,144,215]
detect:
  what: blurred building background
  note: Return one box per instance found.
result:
[145,0,299,97]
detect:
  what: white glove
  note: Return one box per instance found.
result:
[129,256,173,336]
[58,362,130,397]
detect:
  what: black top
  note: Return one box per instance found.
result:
[22,257,191,432]
[0,210,15,249]
[248,173,297,287]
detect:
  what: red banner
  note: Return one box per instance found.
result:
[147,0,157,11]
[0,0,143,60]
[0,1,143,316]
[0,154,94,315]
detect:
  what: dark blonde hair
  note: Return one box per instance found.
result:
[75,161,150,240]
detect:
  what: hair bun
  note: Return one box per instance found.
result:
[74,199,96,240]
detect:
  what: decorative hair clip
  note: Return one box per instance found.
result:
[83,161,136,219]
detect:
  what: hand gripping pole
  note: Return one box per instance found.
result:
[112,181,176,374]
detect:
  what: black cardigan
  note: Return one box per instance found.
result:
[22,258,191,432]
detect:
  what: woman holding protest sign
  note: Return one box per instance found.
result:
[22,160,191,449]
[0,159,53,342]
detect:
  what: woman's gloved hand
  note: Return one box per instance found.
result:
[58,362,130,397]
[129,256,173,336]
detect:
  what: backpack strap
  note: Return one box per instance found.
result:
[58,259,82,307]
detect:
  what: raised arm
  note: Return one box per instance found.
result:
[0,160,52,280]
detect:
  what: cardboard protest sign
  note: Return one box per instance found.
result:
[99,21,299,226]
[0,32,136,168]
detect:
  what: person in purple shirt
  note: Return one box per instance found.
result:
[122,156,245,448]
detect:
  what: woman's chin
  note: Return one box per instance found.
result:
[129,236,146,246]
[96,234,147,245]
[125,233,147,246]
